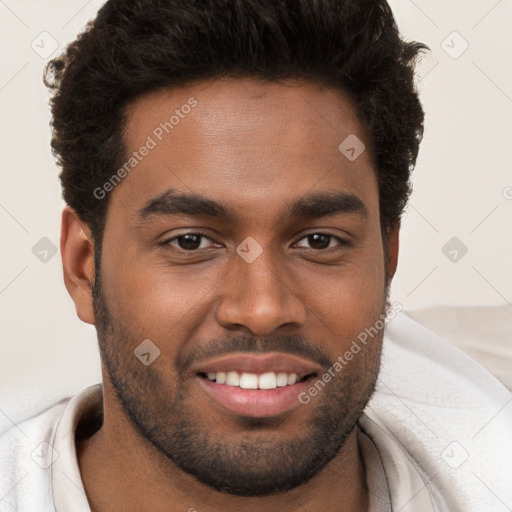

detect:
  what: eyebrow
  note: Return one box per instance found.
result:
[137,189,232,220]
[290,192,368,220]
[136,189,368,223]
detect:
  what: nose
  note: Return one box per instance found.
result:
[215,248,306,336]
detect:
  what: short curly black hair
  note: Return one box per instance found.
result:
[45,0,427,247]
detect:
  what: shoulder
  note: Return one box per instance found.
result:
[363,311,512,512]
[0,397,71,511]
[0,384,102,512]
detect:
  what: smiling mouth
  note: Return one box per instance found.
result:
[197,371,317,390]
[195,370,318,418]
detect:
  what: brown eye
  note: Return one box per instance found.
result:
[176,234,202,250]
[307,234,330,249]
[295,233,345,250]
[166,233,218,251]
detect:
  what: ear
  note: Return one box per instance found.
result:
[60,206,96,325]
[385,221,400,282]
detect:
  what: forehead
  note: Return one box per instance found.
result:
[112,77,377,219]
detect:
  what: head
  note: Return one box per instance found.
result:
[50,0,426,498]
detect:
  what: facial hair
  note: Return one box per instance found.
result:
[92,266,385,497]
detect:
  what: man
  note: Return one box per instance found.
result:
[1,1,510,511]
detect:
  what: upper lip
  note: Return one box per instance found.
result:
[192,352,322,380]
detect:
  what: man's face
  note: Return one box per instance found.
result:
[92,78,393,496]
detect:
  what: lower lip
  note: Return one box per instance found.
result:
[196,375,313,418]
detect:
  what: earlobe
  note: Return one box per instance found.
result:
[60,206,96,325]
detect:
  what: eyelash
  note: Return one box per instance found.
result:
[161,232,349,251]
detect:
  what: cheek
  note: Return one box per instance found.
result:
[100,246,219,339]
[299,240,386,334]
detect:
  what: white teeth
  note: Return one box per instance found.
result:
[239,373,258,389]
[204,371,300,389]
[226,371,240,386]
[276,372,289,387]
[258,372,277,389]
[287,373,297,385]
